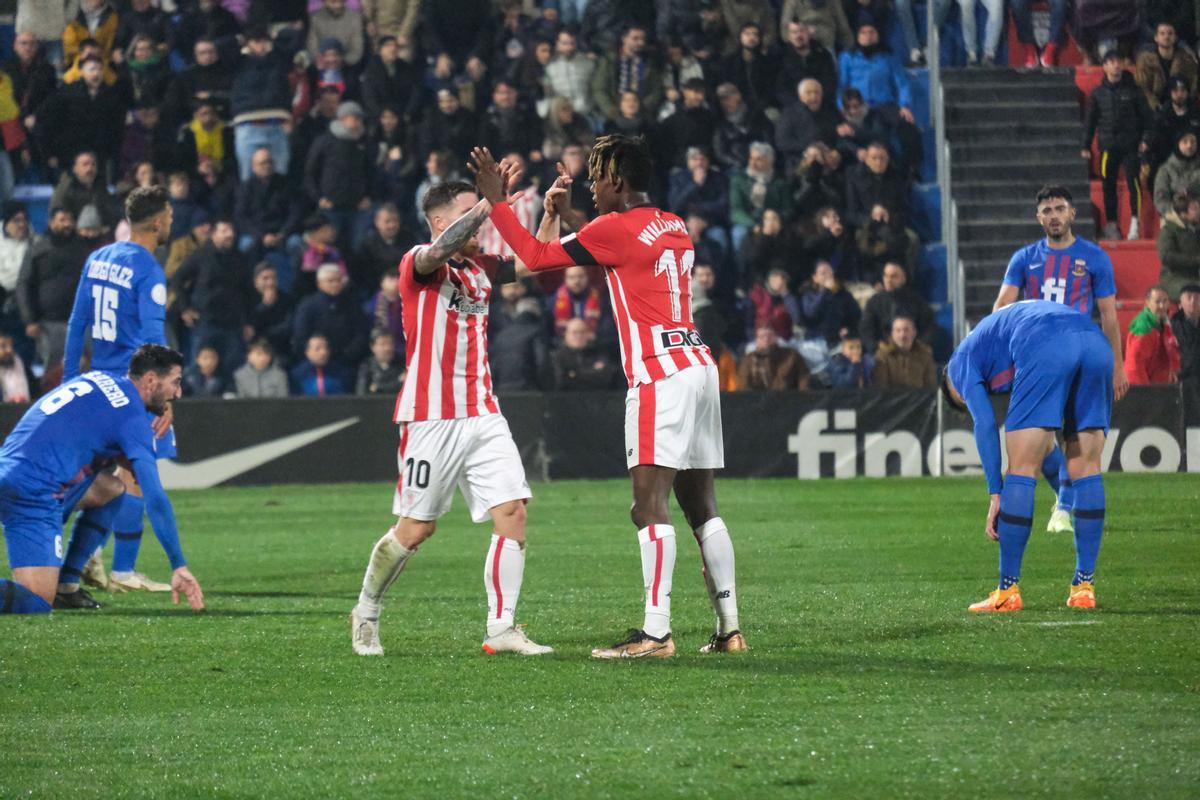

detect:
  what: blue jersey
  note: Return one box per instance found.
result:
[948,301,1110,494]
[63,241,167,380]
[1002,237,1115,315]
[0,372,186,568]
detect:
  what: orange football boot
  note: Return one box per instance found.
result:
[968,585,1024,613]
[1067,582,1097,609]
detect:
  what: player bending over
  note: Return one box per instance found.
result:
[349,178,552,657]
[0,345,204,613]
[470,136,745,658]
[993,185,1127,536]
[942,300,1111,612]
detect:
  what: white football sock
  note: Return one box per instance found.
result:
[110,571,134,581]
[638,524,676,638]
[696,517,739,635]
[484,534,525,637]
[58,581,80,594]
[355,530,414,621]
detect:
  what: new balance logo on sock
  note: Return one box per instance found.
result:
[715,590,730,599]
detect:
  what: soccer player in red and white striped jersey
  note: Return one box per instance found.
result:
[471,137,746,659]
[350,178,552,658]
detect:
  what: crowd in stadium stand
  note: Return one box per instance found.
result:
[0,0,1197,402]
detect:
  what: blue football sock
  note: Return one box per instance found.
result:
[1041,446,1064,496]
[1072,474,1105,585]
[0,578,52,613]
[112,530,144,573]
[998,474,1036,587]
[1058,462,1074,512]
[60,507,116,587]
[1057,481,1073,512]
[110,494,146,574]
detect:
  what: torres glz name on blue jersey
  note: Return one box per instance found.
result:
[64,241,167,380]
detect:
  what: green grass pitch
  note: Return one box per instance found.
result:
[2,474,1198,798]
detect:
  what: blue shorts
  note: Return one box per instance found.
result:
[1006,327,1113,436]
[1,486,65,569]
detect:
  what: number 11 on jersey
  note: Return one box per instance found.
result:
[654,249,695,323]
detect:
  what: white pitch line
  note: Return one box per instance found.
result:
[1030,620,1101,626]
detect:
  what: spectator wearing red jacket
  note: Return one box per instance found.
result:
[552,266,602,338]
[1125,285,1181,384]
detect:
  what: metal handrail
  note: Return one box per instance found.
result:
[951,198,966,341]
[927,0,966,345]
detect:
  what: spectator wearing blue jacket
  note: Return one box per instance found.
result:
[837,22,923,178]
[668,147,731,228]
[290,264,370,368]
[290,334,349,396]
[827,333,874,389]
[798,261,862,346]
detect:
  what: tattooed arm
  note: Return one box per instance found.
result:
[413,198,494,275]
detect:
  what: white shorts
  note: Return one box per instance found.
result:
[392,414,532,524]
[624,363,725,471]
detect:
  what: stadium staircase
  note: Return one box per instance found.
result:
[941,67,1096,328]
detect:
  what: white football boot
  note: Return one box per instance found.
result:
[1046,507,1074,534]
[108,572,172,592]
[350,609,384,656]
[482,626,553,655]
[81,548,108,589]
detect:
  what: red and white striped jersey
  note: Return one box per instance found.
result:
[475,187,541,258]
[490,202,714,387]
[393,246,514,422]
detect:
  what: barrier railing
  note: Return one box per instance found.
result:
[928,3,967,344]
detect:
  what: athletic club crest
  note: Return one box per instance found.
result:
[1072,259,1087,276]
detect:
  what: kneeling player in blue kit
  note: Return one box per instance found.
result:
[0,345,204,613]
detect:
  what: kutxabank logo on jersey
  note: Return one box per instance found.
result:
[448,287,489,315]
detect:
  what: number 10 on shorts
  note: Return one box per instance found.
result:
[404,458,430,489]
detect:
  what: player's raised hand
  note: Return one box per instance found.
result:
[468,147,504,204]
[544,185,570,217]
[498,157,526,204]
[985,494,1000,541]
[171,566,205,611]
[555,160,573,185]
[544,163,574,218]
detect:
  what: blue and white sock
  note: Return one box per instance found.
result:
[0,579,52,613]
[998,475,1036,588]
[1071,474,1105,585]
